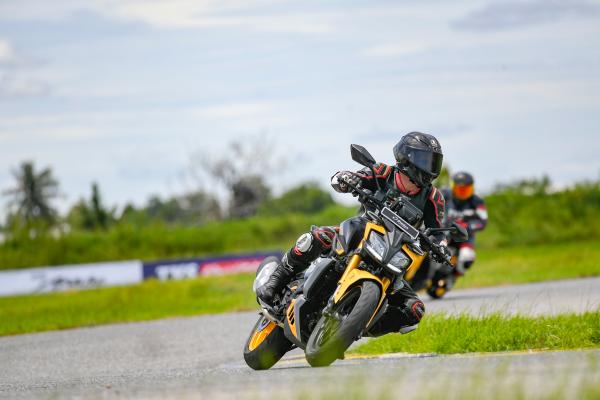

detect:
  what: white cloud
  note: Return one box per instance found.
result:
[0,0,334,34]
[453,0,600,31]
[363,42,433,58]
[100,0,333,33]
[192,102,273,119]
[0,40,15,63]
[0,38,51,98]
[188,101,295,135]
[0,74,49,98]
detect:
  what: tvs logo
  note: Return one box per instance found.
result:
[155,263,199,280]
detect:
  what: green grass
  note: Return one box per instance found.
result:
[0,273,256,336]
[1,240,599,337]
[455,240,600,288]
[353,312,600,356]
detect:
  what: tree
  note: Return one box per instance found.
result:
[229,176,271,218]
[177,191,221,223]
[3,161,60,227]
[90,182,110,229]
[433,164,451,189]
[66,182,113,230]
[191,135,282,218]
[121,191,221,226]
[258,182,334,216]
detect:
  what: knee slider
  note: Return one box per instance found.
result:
[311,226,336,249]
[287,231,321,272]
[405,299,425,323]
[295,232,313,253]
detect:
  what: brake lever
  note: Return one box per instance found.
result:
[419,232,452,266]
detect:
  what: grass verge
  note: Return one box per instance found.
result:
[353,312,600,356]
[0,273,256,336]
[455,240,600,288]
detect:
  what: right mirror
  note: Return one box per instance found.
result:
[451,221,469,242]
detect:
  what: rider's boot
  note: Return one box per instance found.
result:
[257,227,336,306]
[256,255,294,305]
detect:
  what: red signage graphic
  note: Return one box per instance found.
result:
[199,256,268,276]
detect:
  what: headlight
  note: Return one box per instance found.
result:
[387,251,410,273]
[365,232,411,274]
[364,232,386,262]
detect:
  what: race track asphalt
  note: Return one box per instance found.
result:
[1,277,599,399]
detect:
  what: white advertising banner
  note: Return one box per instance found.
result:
[0,261,143,297]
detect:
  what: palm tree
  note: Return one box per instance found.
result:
[3,161,60,225]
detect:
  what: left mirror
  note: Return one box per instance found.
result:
[350,144,376,168]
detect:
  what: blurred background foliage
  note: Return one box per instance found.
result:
[1,137,599,270]
[1,160,599,270]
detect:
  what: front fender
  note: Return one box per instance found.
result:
[333,269,390,327]
[333,269,387,303]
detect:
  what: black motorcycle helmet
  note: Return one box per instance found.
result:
[452,171,474,200]
[393,132,443,187]
[452,171,474,186]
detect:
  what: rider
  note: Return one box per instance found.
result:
[257,132,450,335]
[442,171,488,276]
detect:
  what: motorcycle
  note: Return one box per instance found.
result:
[406,242,459,299]
[243,144,468,369]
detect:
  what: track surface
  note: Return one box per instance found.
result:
[1,277,599,399]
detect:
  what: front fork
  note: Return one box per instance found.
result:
[326,253,391,328]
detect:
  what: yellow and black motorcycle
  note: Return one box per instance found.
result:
[243,144,467,369]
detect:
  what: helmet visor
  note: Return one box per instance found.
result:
[406,147,443,177]
[453,184,474,200]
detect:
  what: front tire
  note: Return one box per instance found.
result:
[305,281,381,367]
[243,316,293,370]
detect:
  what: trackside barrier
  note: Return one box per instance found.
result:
[0,251,283,297]
[142,251,283,280]
[0,260,143,297]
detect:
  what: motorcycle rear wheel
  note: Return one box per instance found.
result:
[243,315,293,370]
[305,281,380,367]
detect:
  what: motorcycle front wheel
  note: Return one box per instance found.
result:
[243,315,293,370]
[305,281,380,367]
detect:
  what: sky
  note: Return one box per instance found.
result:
[1,0,599,217]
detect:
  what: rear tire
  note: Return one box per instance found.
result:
[305,281,380,367]
[243,316,293,370]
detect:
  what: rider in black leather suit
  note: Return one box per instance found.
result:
[257,132,450,335]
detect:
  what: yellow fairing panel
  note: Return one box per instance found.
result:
[286,300,298,339]
[403,244,427,281]
[362,222,386,240]
[248,321,277,351]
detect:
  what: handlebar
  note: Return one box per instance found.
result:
[343,178,454,267]
[419,230,453,266]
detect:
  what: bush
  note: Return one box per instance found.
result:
[0,205,356,270]
[258,182,335,216]
[2,177,600,270]
[480,179,600,248]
